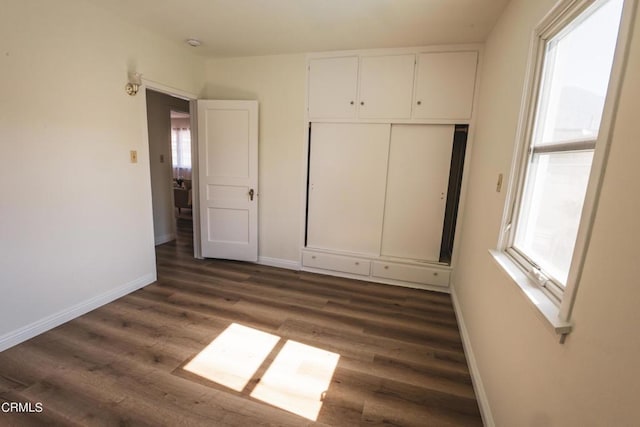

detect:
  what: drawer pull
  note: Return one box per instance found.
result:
[433,272,438,276]
[312,255,316,259]
[384,265,389,270]
[355,261,359,265]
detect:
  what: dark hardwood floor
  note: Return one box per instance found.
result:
[0,215,482,426]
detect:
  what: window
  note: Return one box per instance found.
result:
[171,127,192,179]
[496,0,631,335]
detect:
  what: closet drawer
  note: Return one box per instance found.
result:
[302,251,371,276]
[372,261,449,287]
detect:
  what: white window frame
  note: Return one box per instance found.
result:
[493,0,636,340]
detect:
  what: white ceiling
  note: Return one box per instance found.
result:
[86,0,510,57]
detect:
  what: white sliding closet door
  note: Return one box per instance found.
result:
[307,123,390,255]
[381,124,454,261]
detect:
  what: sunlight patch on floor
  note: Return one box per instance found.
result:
[250,340,340,420]
[182,323,341,421]
[183,323,280,392]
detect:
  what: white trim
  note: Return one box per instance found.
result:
[189,99,203,259]
[299,65,311,270]
[450,283,495,427]
[257,256,301,271]
[138,87,159,290]
[307,118,472,125]
[155,232,176,246]
[306,43,483,60]
[559,0,637,320]
[490,250,572,336]
[142,78,198,101]
[0,273,156,352]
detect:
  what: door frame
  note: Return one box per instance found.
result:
[140,78,203,259]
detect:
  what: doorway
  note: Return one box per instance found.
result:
[170,109,193,219]
[144,88,258,262]
[145,88,196,256]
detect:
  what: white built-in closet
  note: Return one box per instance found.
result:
[302,46,479,291]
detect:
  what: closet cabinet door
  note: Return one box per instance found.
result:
[308,56,359,119]
[307,123,390,255]
[358,54,415,119]
[381,125,454,262]
[412,51,478,120]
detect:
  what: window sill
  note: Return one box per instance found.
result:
[489,249,572,337]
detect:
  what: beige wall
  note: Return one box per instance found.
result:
[205,54,307,262]
[146,90,190,244]
[453,0,640,425]
[0,0,204,344]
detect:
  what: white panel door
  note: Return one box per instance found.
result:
[307,123,390,255]
[198,100,258,261]
[381,124,454,262]
[412,51,478,120]
[308,56,359,119]
[358,54,416,119]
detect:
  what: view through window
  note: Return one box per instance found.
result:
[511,0,624,295]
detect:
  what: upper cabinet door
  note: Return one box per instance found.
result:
[413,51,478,120]
[308,56,359,119]
[358,54,416,119]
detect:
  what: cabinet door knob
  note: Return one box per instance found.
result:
[417,100,422,105]
[350,101,354,105]
[384,265,389,269]
[311,255,316,259]
[355,261,360,265]
[360,101,364,106]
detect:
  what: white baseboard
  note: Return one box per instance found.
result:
[155,233,175,246]
[257,256,300,271]
[450,283,495,427]
[0,273,156,353]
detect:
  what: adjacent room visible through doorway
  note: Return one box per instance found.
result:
[146,89,195,255]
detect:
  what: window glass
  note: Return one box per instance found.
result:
[171,128,192,177]
[515,151,593,283]
[533,0,623,147]
[179,130,192,168]
[513,0,623,287]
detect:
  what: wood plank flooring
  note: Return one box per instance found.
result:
[0,217,482,426]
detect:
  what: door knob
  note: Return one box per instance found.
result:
[249,188,255,201]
